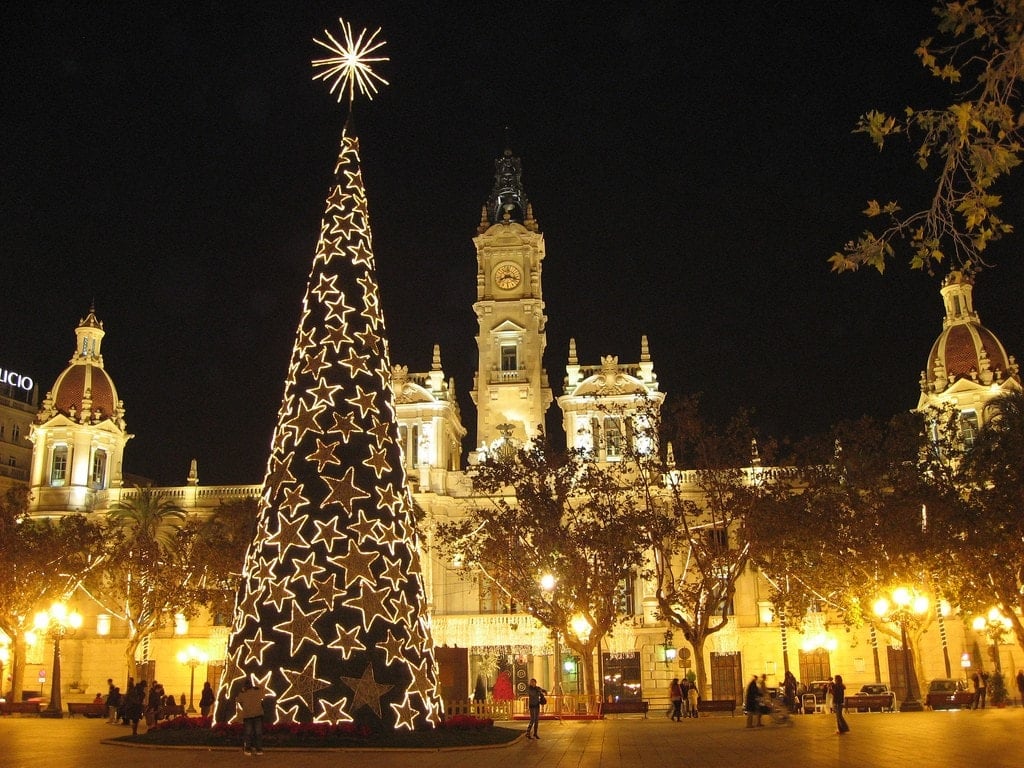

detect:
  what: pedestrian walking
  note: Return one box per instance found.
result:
[669,678,683,721]
[833,675,850,735]
[745,675,763,728]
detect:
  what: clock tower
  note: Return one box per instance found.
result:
[471,149,552,454]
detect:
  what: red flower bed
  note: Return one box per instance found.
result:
[441,714,493,729]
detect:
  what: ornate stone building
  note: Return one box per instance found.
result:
[10,150,1022,713]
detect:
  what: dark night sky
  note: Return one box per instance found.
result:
[4,2,1024,486]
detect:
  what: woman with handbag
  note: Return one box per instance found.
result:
[526,678,546,739]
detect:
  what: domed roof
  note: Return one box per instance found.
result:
[922,272,1019,394]
[51,361,119,419]
[38,307,125,424]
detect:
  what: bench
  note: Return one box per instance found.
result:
[0,701,41,715]
[157,704,186,720]
[698,699,737,716]
[844,693,895,713]
[601,700,649,717]
[67,702,107,718]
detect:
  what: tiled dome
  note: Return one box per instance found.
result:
[922,271,1017,393]
[38,307,124,424]
[50,362,118,419]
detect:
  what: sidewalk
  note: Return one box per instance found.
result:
[1,707,1022,768]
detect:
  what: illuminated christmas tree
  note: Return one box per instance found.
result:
[218,19,442,730]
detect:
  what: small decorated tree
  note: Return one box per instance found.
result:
[492,671,514,701]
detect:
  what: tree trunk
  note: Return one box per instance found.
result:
[10,634,27,702]
[690,632,710,700]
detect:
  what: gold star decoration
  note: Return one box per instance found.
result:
[317,696,353,724]
[329,540,379,588]
[378,628,408,666]
[290,549,328,589]
[311,272,340,301]
[273,602,327,656]
[307,437,342,472]
[343,582,396,631]
[389,692,418,731]
[322,466,371,512]
[243,627,275,666]
[308,377,343,408]
[267,513,309,560]
[310,517,347,551]
[264,577,297,612]
[327,411,360,441]
[327,623,366,659]
[312,19,389,106]
[339,664,394,719]
[280,655,332,711]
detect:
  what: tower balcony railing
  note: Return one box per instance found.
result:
[488,370,528,384]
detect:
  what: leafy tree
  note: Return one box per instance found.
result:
[93,487,196,679]
[748,411,961,689]
[953,390,1024,649]
[187,496,259,623]
[0,487,104,700]
[831,1,1024,274]
[432,434,649,697]
[645,399,788,698]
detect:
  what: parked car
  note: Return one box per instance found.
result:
[801,680,833,714]
[848,684,896,712]
[926,678,974,710]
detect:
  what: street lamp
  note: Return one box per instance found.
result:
[662,630,677,667]
[971,607,1013,673]
[873,587,928,712]
[540,574,562,694]
[33,602,82,718]
[177,645,209,713]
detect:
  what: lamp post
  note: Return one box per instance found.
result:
[662,629,677,667]
[972,607,1012,673]
[177,645,209,713]
[873,587,928,712]
[540,574,562,694]
[33,602,82,718]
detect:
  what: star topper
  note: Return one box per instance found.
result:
[312,18,389,105]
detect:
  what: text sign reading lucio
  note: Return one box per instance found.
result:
[0,367,34,391]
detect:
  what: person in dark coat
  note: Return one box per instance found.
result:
[745,675,762,728]
[125,681,146,735]
[525,678,546,739]
[833,675,850,734]
[199,681,216,718]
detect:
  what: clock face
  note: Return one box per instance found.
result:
[494,263,522,290]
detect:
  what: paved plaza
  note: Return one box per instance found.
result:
[1,708,1021,768]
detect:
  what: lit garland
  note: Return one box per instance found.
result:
[218,21,441,730]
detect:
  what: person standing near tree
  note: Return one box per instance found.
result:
[1016,669,1024,706]
[669,678,683,721]
[199,681,215,718]
[235,678,267,756]
[525,678,546,739]
[833,675,850,735]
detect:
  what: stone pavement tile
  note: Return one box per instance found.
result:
[1,708,1023,768]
